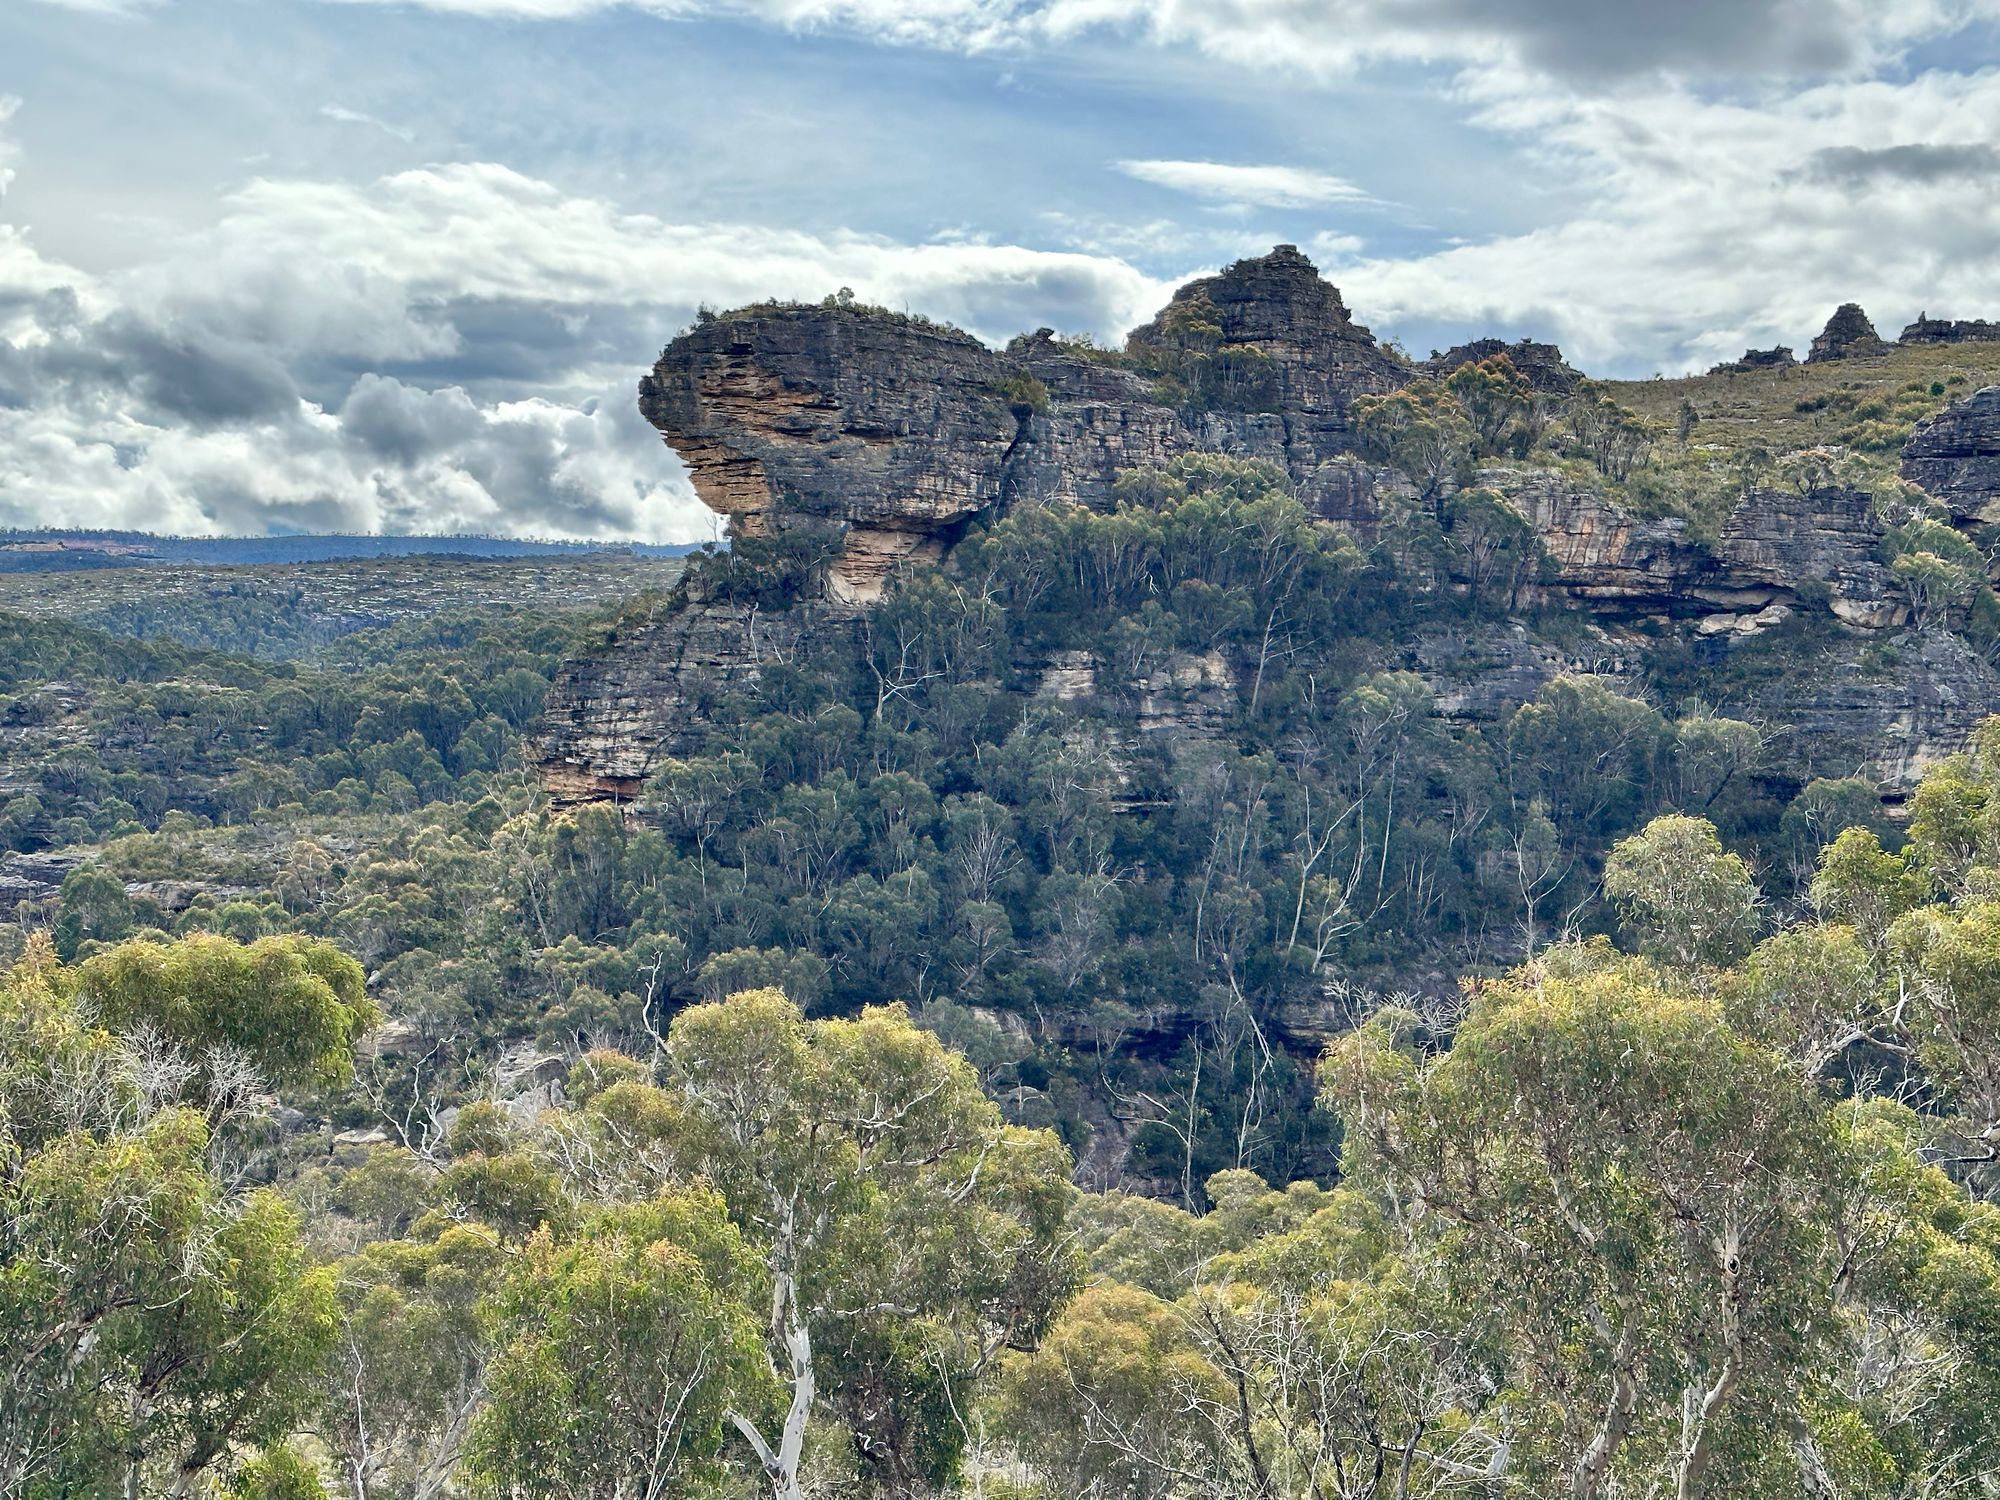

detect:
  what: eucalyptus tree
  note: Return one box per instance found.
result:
[661,989,1080,1500]
[0,931,373,1499]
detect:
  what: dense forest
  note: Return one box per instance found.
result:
[7,337,2000,1496]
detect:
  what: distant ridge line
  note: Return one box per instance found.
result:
[0,529,702,572]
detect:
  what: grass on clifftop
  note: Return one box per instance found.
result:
[1595,342,2000,534]
[1610,341,2000,463]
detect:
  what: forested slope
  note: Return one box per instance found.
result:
[8,250,2000,1495]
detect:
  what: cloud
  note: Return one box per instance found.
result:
[1115,159,1375,210]
[1305,231,1365,263]
[20,0,159,12]
[1338,67,2000,373]
[314,0,2000,85]
[0,118,1172,540]
[0,98,18,199]
[1800,141,2000,185]
[319,105,418,142]
[144,161,1169,359]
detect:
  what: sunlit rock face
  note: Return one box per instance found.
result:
[639,246,1415,604]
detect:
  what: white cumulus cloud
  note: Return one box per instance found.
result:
[1342,66,2000,372]
[0,116,1173,541]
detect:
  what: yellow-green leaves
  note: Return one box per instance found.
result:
[467,1189,769,1500]
[76,931,375,1090]
[1603,814,1761,970]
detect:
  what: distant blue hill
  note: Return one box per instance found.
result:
[0,530,702,572]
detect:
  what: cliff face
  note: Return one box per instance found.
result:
[535,603,840,802]
[1498,471,1895,620]
[638,311,1023,605]
[536,246,2000,804]
[642,247,1416,605]
[1902,385,2000,523]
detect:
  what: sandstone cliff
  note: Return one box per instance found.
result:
[640,247,1414,605]
[536,248,2000,804]
[536,601,839,803]
[1902,384,2000,523]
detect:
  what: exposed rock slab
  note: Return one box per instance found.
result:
[1127,244,1412,456]
[640,311,1024,604]
[1493,469,1893,619]
[1902,385,2000,524]
[534,603,835,804]
[1745,628,2000,788]
[1411,621,1640,721]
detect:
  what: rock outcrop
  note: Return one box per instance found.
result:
[1808,304,1889,362]
[1412,621,1639,721]
[638,310,1025,605]
[1486,469,1894,620]
[544,247,1431,801]
[1707,345,1797,375]
[536,602,838,803]
[1422,337,1582,394]
[1901,385,2000,524]
[537,255,2000,806]
[1899,314,2000,346]
[639,247,1414,605]
[1126,244,1410,432]
[1747,628,2000,788]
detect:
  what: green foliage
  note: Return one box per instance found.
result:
[1603,814,1762,969]
[1127,293,1282,413]
[467,1191,768,1500]
[0,933,353,1499]
[76,931,377,1089]
[1328,963,1840,1497]
[661,988,1081,1495]
[18,418,2000,1495]
[224,1444,330,1500]
[680,528,842,610]
[1562,379,1659,479]
[1353,378,1476,500]
[994,373,1051,415]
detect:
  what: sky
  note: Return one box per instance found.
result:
[4,0,2000,542]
